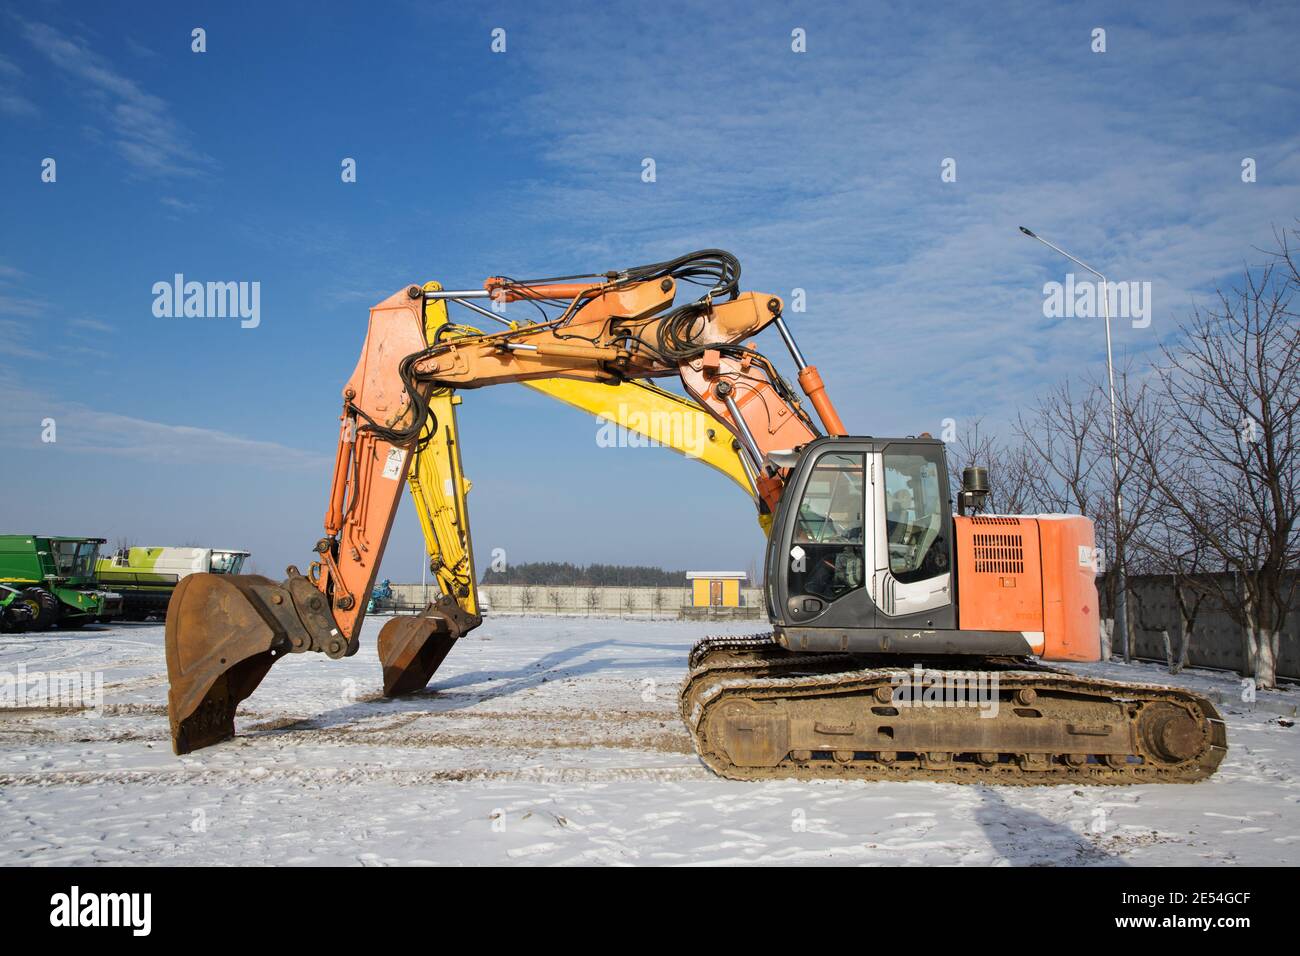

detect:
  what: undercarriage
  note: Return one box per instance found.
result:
[681,635,1228,784]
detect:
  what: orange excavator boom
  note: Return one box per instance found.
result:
[165,251,844,753]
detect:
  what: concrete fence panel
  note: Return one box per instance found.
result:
[384,583,764,620]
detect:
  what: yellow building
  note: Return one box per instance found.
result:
[687,571,747,608]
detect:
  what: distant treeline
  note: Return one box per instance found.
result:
[480,562,689,587]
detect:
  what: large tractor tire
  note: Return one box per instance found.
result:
[22,588,60,630]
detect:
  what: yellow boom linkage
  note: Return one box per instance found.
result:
[408,284,480,614]
[407,281,767,612]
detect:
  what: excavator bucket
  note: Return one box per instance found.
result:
[377,597,480,697]
[165,573,290,754]
[377,616,456,697]
[167,566,479,751]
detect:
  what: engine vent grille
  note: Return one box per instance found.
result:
[970,516,1022,525]
[972,532,1025,574]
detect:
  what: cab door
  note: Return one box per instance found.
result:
[872,441,955,628]
[768,438,877,629]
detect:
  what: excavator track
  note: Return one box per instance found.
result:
[680,633,852,722]
[687,632,792,670]
[681,634,1228,785]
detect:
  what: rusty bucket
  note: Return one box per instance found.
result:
[377,597,479,697]
[164,573,290,754]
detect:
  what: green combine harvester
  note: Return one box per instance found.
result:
[96,547,250,621]
[0,535,123,629]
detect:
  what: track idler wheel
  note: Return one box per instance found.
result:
[377,597,480,697]
[1139,703,1205,764]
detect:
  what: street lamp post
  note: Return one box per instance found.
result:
[1019,226,1129,662]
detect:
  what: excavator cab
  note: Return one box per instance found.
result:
[766,435,977,653]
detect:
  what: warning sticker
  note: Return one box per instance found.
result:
[381,448,407,480]
[1079,545,1104,572]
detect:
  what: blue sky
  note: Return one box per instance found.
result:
[1,0,1297,580]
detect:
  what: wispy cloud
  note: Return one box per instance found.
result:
[0,89,38,116]
[0,261,48,343]
[0,52,37,116]
[71,317,115,334]
[0,319,44,360]
[124,36,157,60]
[0,295,47,319]
[0,268,116,363]
[16,18,215,178]
[468,1,1300,435]
[0,379,329,469]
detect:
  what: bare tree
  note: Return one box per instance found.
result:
[1013,369,1162,661]
[1013,381,1116,652]
[653,587,670,618]
[585,587,600,616]
[1122,230,1300,687]
[1122,379,1216,674]
[1097,365,1167,660]
[1127,502,1212,674]
[547,588,563,615]
[945,417,1038,515]
[1014,381,1106,517]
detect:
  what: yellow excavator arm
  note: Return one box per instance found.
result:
[406,285,480,616]
[405,281,772,618]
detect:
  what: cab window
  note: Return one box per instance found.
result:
[790,453,865,602]
[883,446,948,583]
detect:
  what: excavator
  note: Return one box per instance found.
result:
[164,250,1227,783]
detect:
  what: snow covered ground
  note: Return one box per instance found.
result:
[0,616,1296,866]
